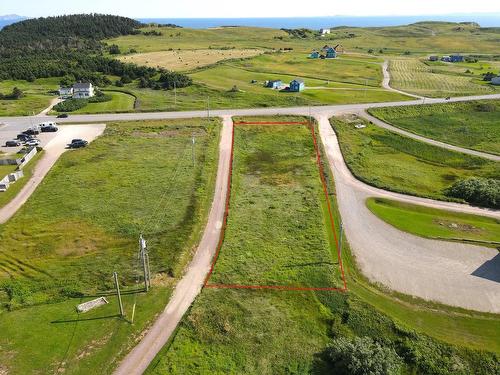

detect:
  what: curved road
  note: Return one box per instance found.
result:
[317,115,499,313]
[381,60,424,99]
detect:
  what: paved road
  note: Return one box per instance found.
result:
[358,110,500,162]
[114,116,233,375]
[0,124,106,223]
[317,115,500,313]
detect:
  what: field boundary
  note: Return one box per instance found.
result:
[203,120,348,292]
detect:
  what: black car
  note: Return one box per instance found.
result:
[41,125,58,132]
[5,140,21,147]
[68,139,88,148]
[23,128,40,135]
[57,113,68,118]
[17,133,34,142]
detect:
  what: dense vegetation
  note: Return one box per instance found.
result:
[447,178,500,208]
[0,14,192,91]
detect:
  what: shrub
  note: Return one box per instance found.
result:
[53,98,88,112]
[446,178,499,208]
[475,102,496,112]
[109,44,121,55]
[326,336,402,375]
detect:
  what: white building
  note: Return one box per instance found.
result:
[72,82,95,99]
[320,28,331,36]
[58,86,74,98]
[491,76,500,85]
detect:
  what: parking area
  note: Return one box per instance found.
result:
[0,121,61,156]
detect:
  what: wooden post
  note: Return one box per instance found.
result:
[113,272,124,317]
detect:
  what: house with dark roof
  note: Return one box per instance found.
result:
[309,50,320,59]
[266,80,282,89]
[289,78,305,92]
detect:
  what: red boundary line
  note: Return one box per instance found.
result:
[204,121,348,292]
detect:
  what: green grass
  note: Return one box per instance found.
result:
[148,116,500,375]
[71,91,136,114]
[0,151,44,208]
[369,100,500,155]
[366,197,500,247]
[331,115,500,201]
[0,118,221,374]
[0,78,59,116]
[388,58,500,97]
[209,121,342,288]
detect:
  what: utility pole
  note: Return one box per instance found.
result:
[174,81,177,107]
[139,234,150,291]
[338,221,344,260]
[191,133,196,167]
[113,272,124,317]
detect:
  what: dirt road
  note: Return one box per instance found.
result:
[0,124,106,223]
[317,115,500,313]
[113,116,233,375]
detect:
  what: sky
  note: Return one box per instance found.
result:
[2,0,500,18]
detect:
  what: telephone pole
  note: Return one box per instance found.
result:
[113,272,124,317]
[191,133,196,167]
[139,234,150,291]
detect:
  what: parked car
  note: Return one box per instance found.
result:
[17,133,34,142]
[57,113,68,118]
[445,97,451,100]
[25,139,41,147]
[68,139,88,148]
[5,140,21,147]
[23,128,40,135]
[41,125,58,132]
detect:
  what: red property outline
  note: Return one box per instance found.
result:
[203,120,348,292]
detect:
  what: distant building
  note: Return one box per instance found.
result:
[334,44,344,54]
[450,55,464,63]
[429,56,439,61]
[266,80,282,89]
[491,76,500,85]
[325,47,337,59]
[309,50,320,59]
[73,82,95,99]
[441,56,451,62]
[289,78,305,92]
[58,86,74,98]
[320,28,331,36]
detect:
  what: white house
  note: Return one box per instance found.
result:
[58,86,74,98]
[491,76,500,85]
[72,82,95,99]
[320,28,331,36]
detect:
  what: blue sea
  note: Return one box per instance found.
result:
[138,14,500,29]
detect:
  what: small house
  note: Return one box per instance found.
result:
[491,76,500,85]
[320,28,331,36]
[334,44,344,54]
[289,78,305,92]
[325,47,337,59]
[429,56,439,61]
[58,86,74,98]
[450,55,464,63]
[266,80,282,89]
[441,56,451,62]
[73,82,95,99]
[309,50,320,59]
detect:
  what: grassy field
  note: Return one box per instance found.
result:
[148,116,500,375]
[388,58,500,97]
[0,118,221,374]
[208,121,343,288]
[369,100,500,155]
[120,49,264,71]
[366,197,500,247]
[0,78,59,116]
[330,115,500,201]
[71,91,136,114]
[108,22,500,55]
[0,151,44,208]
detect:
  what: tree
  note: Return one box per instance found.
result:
[446,178,499,208]
[326,336,402,375]
[10,87,24,99]
[109,44,121,55]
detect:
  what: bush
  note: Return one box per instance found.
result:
[88,93,112,103]
[446,178,499,208]
[53,98,88,112]
[326,336,402,375]
[475,103,496,112]
[108,44,121,55]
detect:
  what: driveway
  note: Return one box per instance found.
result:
[0,124,106,224]
[317,115,500,313]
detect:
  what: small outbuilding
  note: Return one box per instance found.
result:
[266,80,282,89]
[491,76,500,85]
[429,56,439,61]
[289,78,305,92]
[320,28,331,36]
[325,47,337,59]
[309,50,320,59]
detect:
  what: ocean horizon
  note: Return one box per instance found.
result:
[138,14,500,29]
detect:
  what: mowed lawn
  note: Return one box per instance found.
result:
[331,115,500,201]
[369,100,500,155]
[0,118,221,374]
[366,197,500,247]
[0,78,59,116]
[209,122,343,288]
[70,91,136,114]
